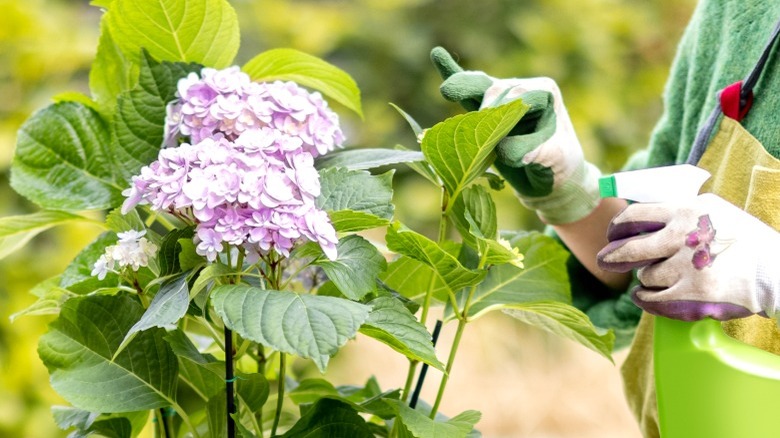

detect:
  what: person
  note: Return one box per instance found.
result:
[431,1,780,437]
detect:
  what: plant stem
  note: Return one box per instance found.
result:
[429,317,467,418]
[225,326,236,438]
[172,402,201,438]
[255,344,266,437]
[400,361,418,402]
[271,353,287,436]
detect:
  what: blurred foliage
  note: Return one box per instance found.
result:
[0,0,694,435]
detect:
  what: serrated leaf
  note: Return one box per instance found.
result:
[51,406,99,431]
[236,372,270,412]
[315,148,424,171]
[90,18,138,117]
[9,277,73,322]
[111,53,202,182]
[107,0,239,68]
[386,400,481,438]
[279,398,374,438]
[380,257,447,302]
[117,272,189,356]
[328,210,390,233]
[313,235,386,300]
[421,99,527,206]
[453,231,568,321]
[11,102,122,211]
[38,294,178,412]
[449,185,497,247]
[211,285,371,372]
[59,232,121,294]
[359,297,444,370]
[190,263,233,299]
[395,144,440,186]
[105,208,145,234]
[158,228,195,277]
[69,417,132,438]
[385,223,485,300]
[289,378,399,420]
[503,301,615,362]
[164,330,224,400]
[389,103,424,137]
[206,392,228,438]
[243,48,362,118]
[317,167,394,220]
[0,210,88,260]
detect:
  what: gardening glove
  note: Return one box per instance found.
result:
[597,193,780,322]
[430,47,601,224]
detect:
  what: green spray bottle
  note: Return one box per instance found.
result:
[600,164,780,437]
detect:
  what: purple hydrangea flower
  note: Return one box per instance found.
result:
[122,66,344,262]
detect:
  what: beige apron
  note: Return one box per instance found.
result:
[621,116,780,437]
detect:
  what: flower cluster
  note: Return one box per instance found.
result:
[91,230,158,280]
[122,67,343,262]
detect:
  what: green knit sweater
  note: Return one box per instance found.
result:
[573,0,780,347]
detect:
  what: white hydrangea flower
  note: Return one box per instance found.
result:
[91,230,158,279]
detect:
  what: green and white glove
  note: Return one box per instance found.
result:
[431,47,601,224]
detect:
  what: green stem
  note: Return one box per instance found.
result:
[255,345,266,437]
[429,251,489,419]
[271,353,287,436]
[400,360,419,402]
[429,317,467,418]
[172,401,202,438]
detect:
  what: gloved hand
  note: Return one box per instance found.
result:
[597,193,780,321]
[430,47,601,224]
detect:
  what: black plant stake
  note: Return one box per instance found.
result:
[225,326,236,438]
[409,320,443,409]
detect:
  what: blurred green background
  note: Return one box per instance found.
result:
[0,0,696,436]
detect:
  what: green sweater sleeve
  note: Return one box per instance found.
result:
[570,0,780,348]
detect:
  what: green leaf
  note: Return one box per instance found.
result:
[315,148,424,171]
[111,53,202,182]
[206,392,228,438]
[158,227,195,277]
[0,210,87,260]
[328,210,390,233]
[38,294,178,412]
[9,277,73,322]
[317,167,394,220]
[236,372,270,412]
[359,297,444,370]
[51,406,99,430]
[454,232,569,321]
[379,256,448,303]
[385,223,485,299]
[389,103,424,138]
[279,398,374,438]
[421,99,527,205]
[117,272,190,356]
[190,263,233,299]
[105,208,145,234]
[450,185,497,243]
[395,144,440,187]
[59,232,121,294]
[90,18,138,117]
[243,48,362,118]
[503,301,615,362]
[211,285,371,372]
[163,330,224,400]
[313,235,386,300]
[51,92,100,111]
[107,0,239,67]
[70,417,133,438]
[11,102,122,211]
[289,378,399,420]
[386,400,481,438]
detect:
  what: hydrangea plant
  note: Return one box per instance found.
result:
[1,0,615,437]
